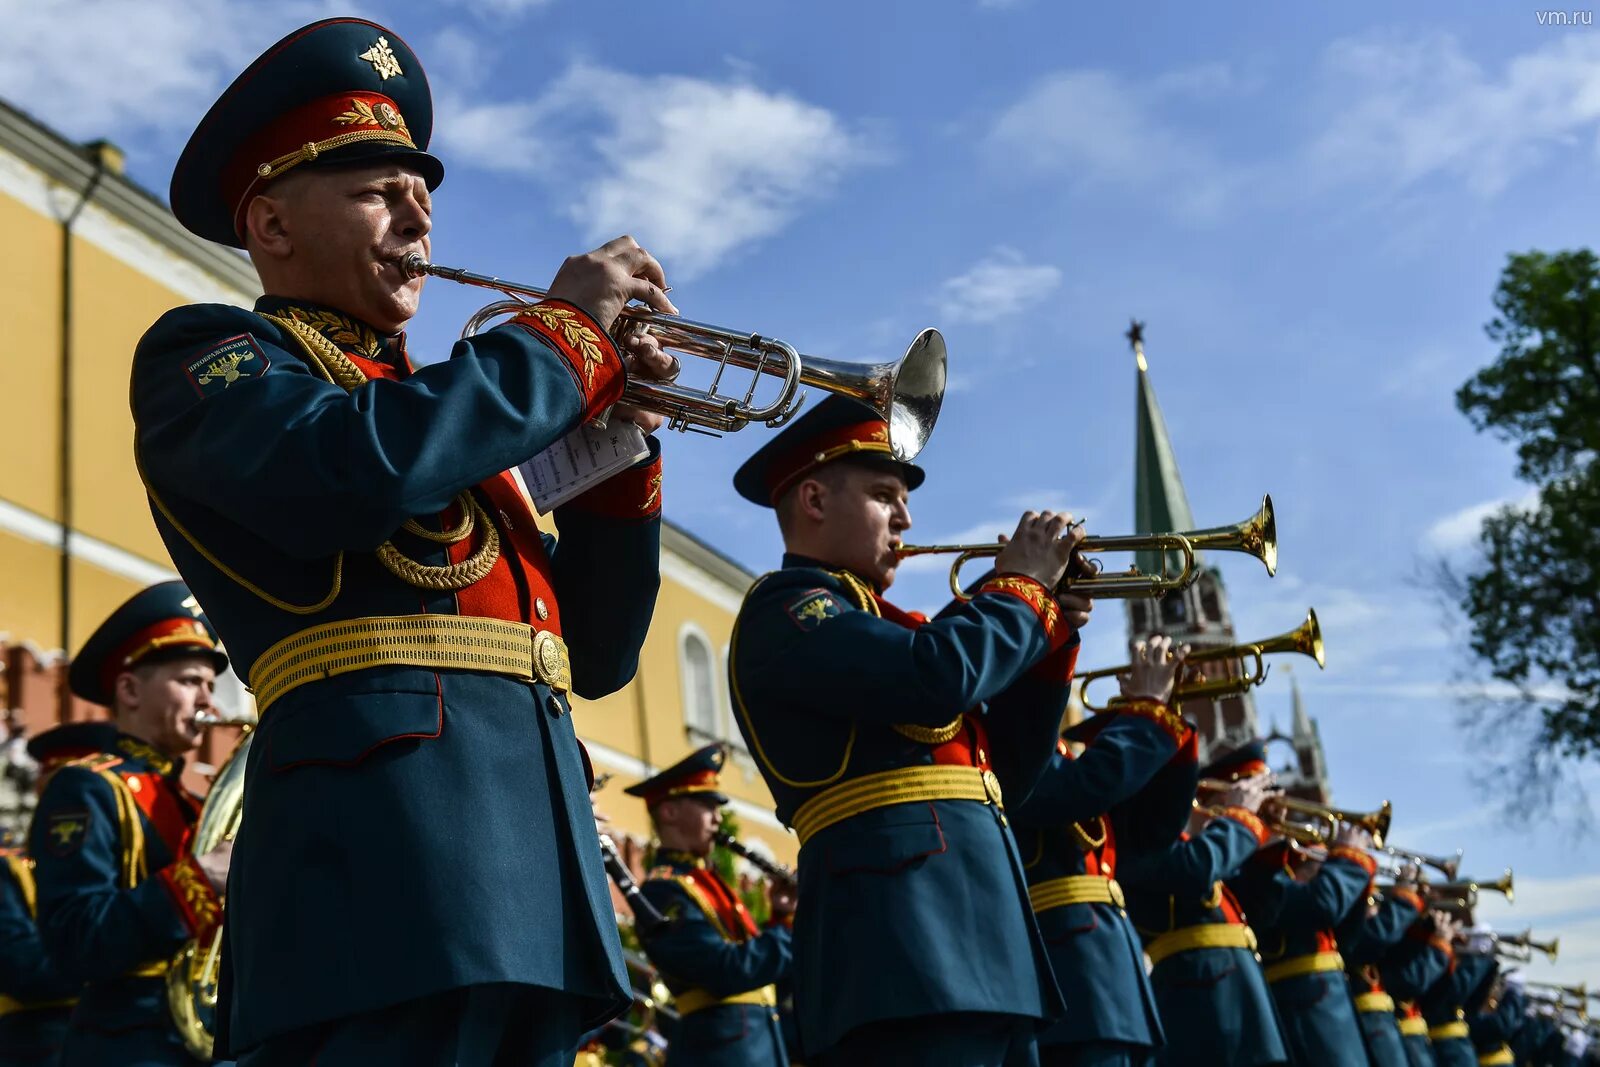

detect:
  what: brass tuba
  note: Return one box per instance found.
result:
[167,723,253,1061]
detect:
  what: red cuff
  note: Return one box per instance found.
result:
[1329,844,1379,876]
[1391,886,1425,913]
[559,447,663,521]
[1173,727,1200,766]
[1222,807,1270,845]
[978,574,1069,650]
[156,854,222,940]
[766,912,794,930]
[510,300,625,423]
[1106,696,1191,746]
[1029,639,1080,685]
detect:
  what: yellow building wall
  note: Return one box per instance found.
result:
[0,190,65,520]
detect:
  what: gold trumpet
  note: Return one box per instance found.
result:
[1431,868,1516,908]
[896,495,1277,601]
[1078,608,1323,712]
[1379,845,1462,881]
[1269,796,1393,850]
[1493,928,1559,963]
[402,254,946,456]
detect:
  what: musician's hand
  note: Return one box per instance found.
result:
[1117,634,1187,703]
[611,327,678,434]
[546,235,678,333]
[1056,591,1093,632]
[1430,910,1461,943]
[1221,773,1272,814]
[1334,824,1373,851]
[196,839,233,895]
[768,881,797,920]
[994,511,1079,591]
[1395,860,1423,887]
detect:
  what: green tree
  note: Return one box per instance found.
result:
[1451,250,1600,760]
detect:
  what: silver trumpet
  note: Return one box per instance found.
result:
[401,254,947,458]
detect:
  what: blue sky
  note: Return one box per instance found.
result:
[4,0,1597,980]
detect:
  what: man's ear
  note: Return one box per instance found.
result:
[243,193,294,259]
[112,671,141,716]
[795,478,828,524]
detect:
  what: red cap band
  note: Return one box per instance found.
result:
[102,618,216,701]
[224,90,415,239]
[766,419,893,503]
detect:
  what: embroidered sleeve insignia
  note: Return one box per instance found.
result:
[785,589,842,631]
[184,335,269,398]
[46,810,89,857]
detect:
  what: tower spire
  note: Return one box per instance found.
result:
[1131,320,1196,576]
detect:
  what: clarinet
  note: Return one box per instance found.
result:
[714,832,797,889]
[599,833,673,940]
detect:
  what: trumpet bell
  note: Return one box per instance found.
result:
[1186,494,1277,577]
[801,327,946,461]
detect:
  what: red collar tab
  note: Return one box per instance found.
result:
[766,418,892,503]
[225,90,416,238]
[103,618,216,702]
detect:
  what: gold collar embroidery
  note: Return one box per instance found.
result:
[278,306,383,360]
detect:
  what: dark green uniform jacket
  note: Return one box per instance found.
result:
[1010,707,1188,1053]
[636,850,790,1066]
[0,847,78,1066]
[26,724,208,1059]
[1121,812,1289,1067]
[131,297,662,1051]
[1230,845,1374,1067]
[729,557,1077,1057]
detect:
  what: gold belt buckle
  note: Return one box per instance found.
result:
[532,630,571,693]
[981,769,1004,807]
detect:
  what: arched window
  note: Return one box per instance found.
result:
[678,624,719,740]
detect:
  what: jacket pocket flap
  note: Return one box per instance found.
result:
[264,672,443,771]
[824,804,947,874]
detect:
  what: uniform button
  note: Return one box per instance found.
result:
[127,778,142,792]
[535,597,550,620]
[547,693,566,717]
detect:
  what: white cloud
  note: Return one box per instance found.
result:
[1307,31,1600,197]
[438,63,881,278]
[984,69,1237,220]
[0,0,335,144]
[936,247,1062,324]
[440,0,553,13]
[1423,488,1541,553]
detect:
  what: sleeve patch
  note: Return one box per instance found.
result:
[785,589,843,630]
[184,334,269,398]
[45,809,89,857]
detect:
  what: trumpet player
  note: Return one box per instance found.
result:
[1370,885,1460,1067]
[728,395,1094,1066]
[1117,741,1290,1067]
[1337,862,1434,1067]
[624,745,793,1067]
[1008,633,1191,1067]
[25,582,231,1066]
[1417,916,1499,1067]
[1228,797,1377,1067]
[134,17,686,1067]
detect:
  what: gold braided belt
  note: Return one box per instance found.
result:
[1354,991,1397,1014]
[1396,1016,1429,1038]
[1477,1047,1514,1066]
[674,985,778,1016]
[1146,922,1258,967]
[251,614,571,713]
[1429,1020,1470,1041]
[1263,950,1345,984]
[0,995,76,1018]
[1029,875,1124,914]
[790,765,1004,847]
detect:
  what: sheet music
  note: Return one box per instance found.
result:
[518,421,651,513]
